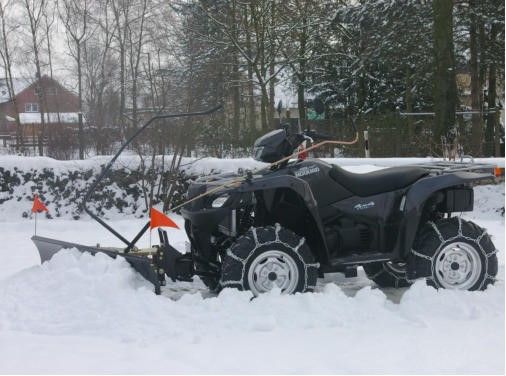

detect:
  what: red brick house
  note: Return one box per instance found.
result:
[0,75,79,138]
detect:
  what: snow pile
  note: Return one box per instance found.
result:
[470,183,505,218]
[0,245,504,373]
[0,250,504,373]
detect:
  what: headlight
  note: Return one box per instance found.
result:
[211,195,229,208]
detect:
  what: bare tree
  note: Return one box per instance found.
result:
[433,0,457,144]
[58,0,90,159]
[200,1,307,131]
[0,0,23,152]
[125,0,148,130]
[22,0,49,156]
[110,0,133,138]
[83,0,118,155]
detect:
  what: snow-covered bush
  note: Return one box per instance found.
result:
[0,164,195,220]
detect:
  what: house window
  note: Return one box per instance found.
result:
[47,87,58,95]
[25,103,39,112]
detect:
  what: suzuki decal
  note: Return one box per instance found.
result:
[294,165,320,177]
[354,201,375,210]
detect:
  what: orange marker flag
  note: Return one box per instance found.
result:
[150,207,179,230]
[32,194,48,213]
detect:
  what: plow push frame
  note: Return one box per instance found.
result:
[32,105,223,294]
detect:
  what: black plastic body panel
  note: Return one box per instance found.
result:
[442,187,474,212]
[181,160,493,269]
[399,171,492,257]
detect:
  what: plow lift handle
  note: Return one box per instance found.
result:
[81,105,223,252]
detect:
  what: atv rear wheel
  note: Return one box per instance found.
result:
[220,225,319,296]
[363,262,412,288]
[411,218,498,291]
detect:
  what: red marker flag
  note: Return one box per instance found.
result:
[150,207,179,230]
[32,194,48,213]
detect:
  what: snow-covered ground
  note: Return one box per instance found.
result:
[0,164,504,373]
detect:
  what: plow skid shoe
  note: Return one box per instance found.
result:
[31,235,161,294]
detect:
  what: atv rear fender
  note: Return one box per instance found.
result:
[400,171,493,256]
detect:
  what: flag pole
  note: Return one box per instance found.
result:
[34,212,37,236]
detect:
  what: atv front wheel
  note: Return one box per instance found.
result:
[363,262,412,288]
[220,225,319,296]
[411,218,498,291]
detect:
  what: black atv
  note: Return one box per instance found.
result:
[31,108,498,296]
[180,127,498,295]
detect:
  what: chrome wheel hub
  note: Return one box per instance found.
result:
[247,250,299,296]
[434,242,482,290]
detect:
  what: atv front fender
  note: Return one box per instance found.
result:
[236,174,329,262]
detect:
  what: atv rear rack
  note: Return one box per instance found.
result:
[408,161,496,176]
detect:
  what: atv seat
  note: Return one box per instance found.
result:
[329,165,428,197]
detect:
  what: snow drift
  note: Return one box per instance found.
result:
[0,243,504,373]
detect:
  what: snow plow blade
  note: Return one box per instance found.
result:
[31,235,162,294]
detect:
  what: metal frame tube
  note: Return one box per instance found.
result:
[81,105,222,250]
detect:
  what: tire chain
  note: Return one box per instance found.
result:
[366,263,410,288]
[409,216,498,289]
[220,223,320,292]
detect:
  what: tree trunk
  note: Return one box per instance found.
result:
[268,63,275,129]
[432,0,457,144]
[260,83,268,131]
[77,44,84,159]
[267,0,275,129]
[486,62,497,157]
[33,52,45,156]
[297,12,308,130]
[486,20,501,157]
[469,1,482,156]
[231,0,240,142]
[244,8,256,132]
[119,44,125,136]
[0,2,23,152]
[232,58,241,141]
[405,66,414,142]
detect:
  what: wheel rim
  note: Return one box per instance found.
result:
[434,241,482,290]
[247,250,299,296]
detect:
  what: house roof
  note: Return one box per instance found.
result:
[0,77,34,103]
